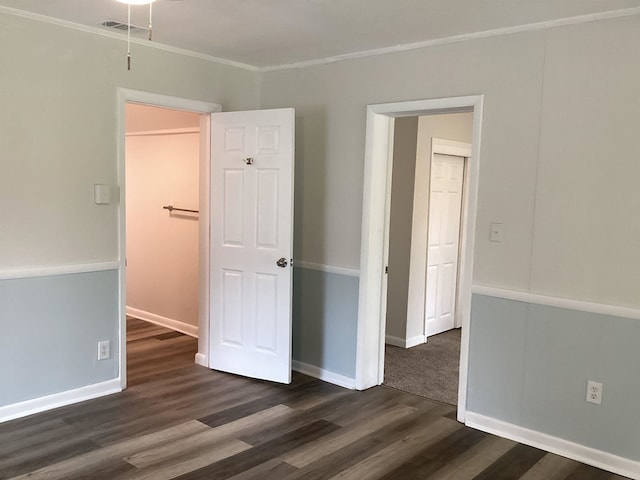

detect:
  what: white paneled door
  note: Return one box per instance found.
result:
[425,154,464,337]
[210,109,294,384]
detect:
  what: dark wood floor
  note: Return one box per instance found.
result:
[0,318,629,480]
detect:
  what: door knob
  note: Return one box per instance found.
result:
[276,257,288,268]
[244,157,254,165]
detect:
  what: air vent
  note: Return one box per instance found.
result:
[99,20,146,34]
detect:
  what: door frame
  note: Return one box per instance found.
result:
[116,88,221,389]
[413,138,472,337]
[355,95,483,423]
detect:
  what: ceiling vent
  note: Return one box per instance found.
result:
[99,20,146,34]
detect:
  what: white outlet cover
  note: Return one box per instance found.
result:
[586,380,603,405]
[98,340,111,360]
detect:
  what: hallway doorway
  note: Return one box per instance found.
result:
[382,112,472,406]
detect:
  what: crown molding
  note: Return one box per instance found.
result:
[2,4,640,73]
[260,6,640,72]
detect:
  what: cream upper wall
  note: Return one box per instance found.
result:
[0,12,259,269]
[261,14,640,307]
[261,28,546,289]
[3,9,639,308]
[530,18,640,307]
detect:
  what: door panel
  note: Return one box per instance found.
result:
[425,154,464,337]
[210,108,294,384]
[223,170,245,245]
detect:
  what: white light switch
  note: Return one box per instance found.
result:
[94,184,110,205]
[490,223,503,242]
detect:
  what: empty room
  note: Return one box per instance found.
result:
[1,1,640,478]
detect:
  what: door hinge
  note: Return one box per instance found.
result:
[385,265,388,274]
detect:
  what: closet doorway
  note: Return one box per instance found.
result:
[124,103,201,385]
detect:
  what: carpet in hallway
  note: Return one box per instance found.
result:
[384,328,461,405]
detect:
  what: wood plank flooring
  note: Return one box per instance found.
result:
[0,318,630,479]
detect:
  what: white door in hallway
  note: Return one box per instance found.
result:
[425,153,465,337]
[209,108,294,384]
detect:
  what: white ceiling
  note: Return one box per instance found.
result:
[2,0,640,69]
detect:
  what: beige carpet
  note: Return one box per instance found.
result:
[384,328,461,405]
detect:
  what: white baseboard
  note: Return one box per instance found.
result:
[194,353,207,367]
[0,379,122,424]
[406,334,426,348]
[385,334,426,348]
[466,412,640,480]
[292,360,356,390]
[127,307,198,338]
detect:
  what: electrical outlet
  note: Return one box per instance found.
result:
[98,340,111,361]
[586,380,603,405]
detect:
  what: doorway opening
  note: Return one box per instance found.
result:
[124,103,201,385]
[117,89,221,389]
[355,96,483,423]
[383,114,473,406]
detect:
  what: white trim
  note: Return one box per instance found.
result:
[292,361,356,390]
[194,353,208,367]
[3,4,638,73]
[126,127,200,137]
[117,88,221,390]
[472,285,640,321]
[0,6,259,72]
[0,379,121,424]
[406,334,426,348]
[197,113,212,381]
[432,138,473,158]
[0,261,119,280]
[126,307,198,338]
[356,95,484,427]
[121,90,222,115]
[385,334,426,349]
[356,110,393,391]
[294,260,360,278]
[262,7,640,72]
[466,412,640,480]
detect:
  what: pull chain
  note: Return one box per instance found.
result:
[127,3,131,70]
[148,1,153,41]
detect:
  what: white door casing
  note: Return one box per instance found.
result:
[209,108,295,384]
[356,95,483,425]
[425,153,465,337]
[117,88,221,390]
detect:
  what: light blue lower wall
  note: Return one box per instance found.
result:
[468,293,640,461]
[0,270,119,406]
[292,267,359,379]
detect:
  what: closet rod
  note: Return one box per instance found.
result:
[162,205,199,214]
